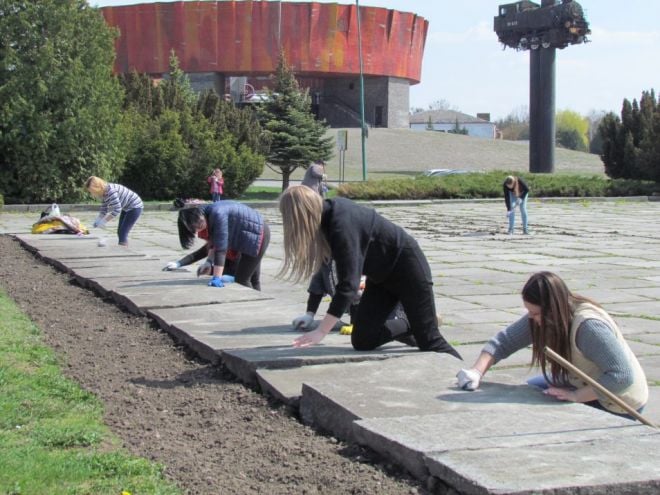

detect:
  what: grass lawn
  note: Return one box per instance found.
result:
[0,288,180,495]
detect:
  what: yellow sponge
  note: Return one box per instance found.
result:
[339,324,353,335]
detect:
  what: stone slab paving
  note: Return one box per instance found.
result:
[425,435,660,494]
[2,199,660,493]
[355,411,659,488]
[109,281,273,316]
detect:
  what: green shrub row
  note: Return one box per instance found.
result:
[336,171,660,201]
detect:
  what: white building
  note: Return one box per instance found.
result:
[409,110,498,139]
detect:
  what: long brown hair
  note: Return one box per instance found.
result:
[523,271,600,385]
[277,185,331,283]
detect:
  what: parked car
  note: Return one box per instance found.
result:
[422,168,471,177]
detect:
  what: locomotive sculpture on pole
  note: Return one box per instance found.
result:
[494,0,590,173]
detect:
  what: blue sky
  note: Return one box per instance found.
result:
[92,0,660,121]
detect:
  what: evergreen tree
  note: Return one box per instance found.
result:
[258,51,333,190]
[197,89,266,155]
[599,113,625,178]
[599,89,660,181]
[119,71,162,116]
[119,55,264,200]
[448,118,468,135]
[161,50,197,113]
[637,90,660,182]
[0,0,125,203]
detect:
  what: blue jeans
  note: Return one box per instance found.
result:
[117,208,142,245]
[508,192,528,233]
[212,193,222,202]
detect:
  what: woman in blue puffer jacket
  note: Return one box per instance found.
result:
[177,202,270,290]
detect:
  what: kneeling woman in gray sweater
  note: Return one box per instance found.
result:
[457,271,648,418]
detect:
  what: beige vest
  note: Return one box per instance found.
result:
[569,303,648,414]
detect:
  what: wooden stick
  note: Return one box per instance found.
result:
[543,346,656,429]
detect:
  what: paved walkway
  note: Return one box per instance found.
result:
[2,198,660,494]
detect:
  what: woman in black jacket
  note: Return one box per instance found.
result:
[503,175,530,234]
[278,185,460,359]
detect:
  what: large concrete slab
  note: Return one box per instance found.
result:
[426,435,660,494]
[109,281,272,315]
[257,354,537,408]
[146,302,415,377]
[296,353,547,442]
[295,355,660,492]
[354,409,659,483]
[223,342,416,388]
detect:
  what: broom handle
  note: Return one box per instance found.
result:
[543,346,656,429]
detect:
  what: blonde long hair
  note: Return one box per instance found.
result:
[505,175,520,196]
[85,176,108,198]
[278,185,331,283]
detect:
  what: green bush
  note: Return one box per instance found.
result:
[337,171,659,200]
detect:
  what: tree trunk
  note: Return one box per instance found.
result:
[281,171,291,191]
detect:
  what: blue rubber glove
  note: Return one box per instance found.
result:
[208,276,224,288]
[220,274,235,284]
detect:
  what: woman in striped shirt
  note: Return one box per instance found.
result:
[85,176,143,246]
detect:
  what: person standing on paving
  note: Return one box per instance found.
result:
[85,176,143,247]
[207,168,224,202]
[503,175,530,235]
[176,202,270,290]
[278,185,461,359]
[457,271,648,419]
[301,160,327,197]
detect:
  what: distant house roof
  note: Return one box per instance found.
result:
[409,109,492,125]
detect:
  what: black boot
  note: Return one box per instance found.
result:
[386,310,417,347]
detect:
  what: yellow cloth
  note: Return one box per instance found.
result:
[31,216,89,235]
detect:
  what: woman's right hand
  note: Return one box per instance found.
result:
[456,368,482,391]
[293,328,327,348]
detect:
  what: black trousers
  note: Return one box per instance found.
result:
[235,223,270,291]
[350,239,461,359]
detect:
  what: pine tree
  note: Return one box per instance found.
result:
[161,50,197,113]
[118,54,265,200]
[197,89,266,154]
[599,89,660,181]
[637,90,660,182]
[258,51,333,190]
[0,0,125,203]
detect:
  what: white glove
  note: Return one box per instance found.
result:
[93,215,107,228]
[292,313,315,330]
[456,368,482,391]
[163,261,181,271]
[196,259,213,277]
[506,210,513,218]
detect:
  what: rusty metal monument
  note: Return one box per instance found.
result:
[494,0,590,173]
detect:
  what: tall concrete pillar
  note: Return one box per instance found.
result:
[529,47,556,173]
